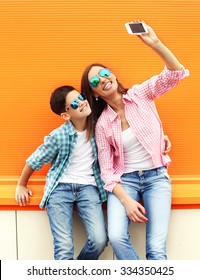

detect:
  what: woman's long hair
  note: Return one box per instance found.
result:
[81,63,128,132]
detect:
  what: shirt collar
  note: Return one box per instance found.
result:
[106,104,118,122]
[105,93,131,122]
[123,91,132,101]
[63,121,77,136]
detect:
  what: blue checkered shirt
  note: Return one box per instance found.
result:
[26,121,107,208]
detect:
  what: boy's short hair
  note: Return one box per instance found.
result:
[50,85,76,115]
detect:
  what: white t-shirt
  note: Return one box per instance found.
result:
[122,127,154,173]
[59,130,96,185]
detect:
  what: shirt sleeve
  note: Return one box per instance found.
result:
[26,134,59,170]
[95,123,122,192]
[128,65,190,101]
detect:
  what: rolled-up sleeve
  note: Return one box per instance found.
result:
[95,123,122,192]
[26,135,58,170]
[128,65,190,101]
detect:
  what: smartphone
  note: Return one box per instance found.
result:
[125,22,148,35]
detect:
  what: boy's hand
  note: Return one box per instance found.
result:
[15,185,33,206]
[163,135,171,154]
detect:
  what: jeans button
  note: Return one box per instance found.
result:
[138,170,143,176]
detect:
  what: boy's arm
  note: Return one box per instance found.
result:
[15,164,35,206]
[163,135,171,154]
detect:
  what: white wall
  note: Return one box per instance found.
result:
[0,209,200,260]
[129,209,200,260]
[0,211,17,259]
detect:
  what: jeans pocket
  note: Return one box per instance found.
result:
[162,172,171,183]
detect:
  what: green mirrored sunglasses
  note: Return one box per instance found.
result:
[89,68,111,88]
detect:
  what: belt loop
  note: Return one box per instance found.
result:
[156,166,162,175]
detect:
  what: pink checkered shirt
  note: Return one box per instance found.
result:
[95,66,189,192]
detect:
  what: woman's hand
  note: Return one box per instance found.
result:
[136,22,160,47]
[113,183,148,223]
[123,196,148,223]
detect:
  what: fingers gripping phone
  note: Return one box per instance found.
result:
[125,22,148,35]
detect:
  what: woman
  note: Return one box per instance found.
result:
[81,22,189,260]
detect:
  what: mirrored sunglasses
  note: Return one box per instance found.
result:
[89,68,111,88]
[66,93,87,110]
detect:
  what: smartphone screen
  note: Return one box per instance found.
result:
[129,23,147,34]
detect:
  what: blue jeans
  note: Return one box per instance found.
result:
[46,183,107,260]
[108,166,171,260]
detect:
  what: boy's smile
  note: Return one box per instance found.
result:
[65,90,91,114]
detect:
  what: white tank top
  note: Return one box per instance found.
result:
[59,130,96,185]
[122,127,154,173]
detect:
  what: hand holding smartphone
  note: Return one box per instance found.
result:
[125,21,148,35]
